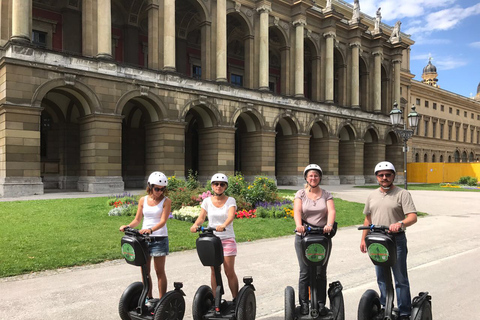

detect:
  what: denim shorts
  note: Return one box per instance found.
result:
[148,237,169,257]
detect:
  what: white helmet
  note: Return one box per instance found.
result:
[303,164,323,179]
[148,171,168,187]
[210,173,228,185]
[374,161,396,175]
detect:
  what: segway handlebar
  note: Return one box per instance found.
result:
[195,226,226,233]
[358,224,390,232]
[123,227,152,240]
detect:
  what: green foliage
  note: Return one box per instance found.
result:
[185,169,200,190]
[226,172,247,197]
[458,176,478,186]
[168,187,203,211]
[244,176,279,206]
[167,175,186,191]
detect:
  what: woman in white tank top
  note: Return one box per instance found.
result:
[120,172,172,301]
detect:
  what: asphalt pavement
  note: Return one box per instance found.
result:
[1,184,479,320]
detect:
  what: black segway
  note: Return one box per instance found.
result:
[192,227,256,320]
[285,223,345,320]
[357,225,432,320]
[119,227,186,320]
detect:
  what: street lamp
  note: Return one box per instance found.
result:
[389,101,420,190]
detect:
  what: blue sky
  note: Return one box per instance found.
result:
[345,0,480,98]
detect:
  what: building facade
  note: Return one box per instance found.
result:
[0,0,476,197]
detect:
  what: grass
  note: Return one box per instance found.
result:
[0,189,419,278]
[355,183,480,192]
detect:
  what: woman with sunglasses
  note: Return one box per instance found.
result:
[120,171,172,303]
[190,173,239,299]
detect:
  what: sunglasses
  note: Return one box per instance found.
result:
[376,173,393,178]
[213,182,227,187]
[153,186,166,192]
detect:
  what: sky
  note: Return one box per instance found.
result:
[345,0,480,98]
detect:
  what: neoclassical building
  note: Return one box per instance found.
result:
[0,0,474,197]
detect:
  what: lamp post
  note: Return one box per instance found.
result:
[389,102,420,190]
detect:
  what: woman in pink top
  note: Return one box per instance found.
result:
[294,164,336,315]
[120,171,172,302]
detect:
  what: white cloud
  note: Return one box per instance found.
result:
[435,57,468,70]
[470,42,480,49]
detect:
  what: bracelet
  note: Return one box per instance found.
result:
[327,223,334,227]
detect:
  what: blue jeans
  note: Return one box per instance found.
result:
[375,232,411,316]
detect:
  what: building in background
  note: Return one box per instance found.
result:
[0,0,478,197]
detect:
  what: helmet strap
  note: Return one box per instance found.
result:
[307,182,320,191]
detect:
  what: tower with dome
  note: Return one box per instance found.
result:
[421,57,439,88]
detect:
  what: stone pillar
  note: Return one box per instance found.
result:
[82,0,96,57]
[324,32,335,103]
[276,135,310,186]
[96,0,112,59]
[310,137,340,185]
[350,42,361,108]
[244,35,254,89]
[257,4,271,91]
[147,1,159,70]
[311,55,321,101]
[197,127,236,181]
[145,121,185,177]
[393,59,402,105]
[11,0,31,43]
[77,114,124,193]
[200,21,212,80]
[373,51,382,113]
[0,105,43,197]
[216,0,227,81]
[294,19,306,98]
[163,0,175,71]
[240,131,276,181]
[339,140,365,184]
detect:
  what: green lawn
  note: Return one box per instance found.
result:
[1,189,419,278]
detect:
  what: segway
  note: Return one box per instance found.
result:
[357,225,432,320]
[119,227,186,320]
[285,223,345,320]
[192,227,256,320]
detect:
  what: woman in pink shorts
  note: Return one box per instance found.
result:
[190,173,239,299]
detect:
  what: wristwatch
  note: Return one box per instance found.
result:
[397,221,404,229]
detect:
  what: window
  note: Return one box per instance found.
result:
[192,65,202,79]
[478,115,480,120]
[455,126,460,141]
[424,120,429,137]
[432,122,437,138]
[425,100,429,108]
[472,113,474,119]
[471,129,474,144]
[230,74,243,87]
[449,107,452,114]
[433,103,437,110]
[416,98,421,105]
[441,105,444,111]
[448,125,452,140]
[464,111,467,117]
[456,109,460,116]
[463,127,467,142]
[269,81,276,92]
[32,30,47,48]
[440,123,444,139]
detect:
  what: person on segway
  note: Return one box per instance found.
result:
[359,161,418,320]
[190,173,239,300]
[120,171,172,304]
[294,164,337,316]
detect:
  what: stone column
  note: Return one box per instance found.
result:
[324,32,335,103]
[257,4,271,91]
[0,105,43,197]
[276,134,310,186]
[147,1,159,70]
[11,0,31,43]
[163,0,176,71]
[293,19,306,98]
[393,59,402,105]
[82,0,96,57]
[77,114,124,193]
[197,127,236,180]
[373,50,382,113]
[350,42,361,108]
[216,0,227,81]
[96,0,112,59]
[145,121,185,177]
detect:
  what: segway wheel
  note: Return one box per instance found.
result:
[119,282,143,320]
[236,286,256,320]
[192,285,214,320]
[357,289,382,320]
[154,291,185,320]
[284,286,295,320]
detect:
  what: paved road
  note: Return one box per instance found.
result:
[1,185,479,320]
